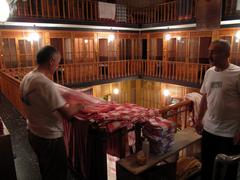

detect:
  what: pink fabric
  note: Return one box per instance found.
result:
[59,87,163,132]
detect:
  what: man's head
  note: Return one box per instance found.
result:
[36,46,61,74]
[209,39,230,69]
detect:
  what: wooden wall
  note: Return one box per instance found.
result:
[92,79,199,108]
[0,30,139,68]
[2,27,240,69]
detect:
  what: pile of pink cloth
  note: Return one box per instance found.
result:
[58,85,162,132]
[143,117,176,154]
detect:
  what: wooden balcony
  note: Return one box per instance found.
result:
[223,0,240,20]
[10,0,196,26]
[0,60,210,116]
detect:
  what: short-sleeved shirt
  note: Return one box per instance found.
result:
[20,69,66,139]
[200,63,240,137]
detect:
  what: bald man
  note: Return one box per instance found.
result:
[20,46,84,180]
[195,39,240,180]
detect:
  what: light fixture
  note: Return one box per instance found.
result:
[177,36,182,41]
[113,88,119,95]
[165,34,171,41]
[27,32,40,41]
[108,34,115,43]
[0,0,10,22]
[163,89,170,97]
[84,39,88,44]
[235,31,240,39]
[235,31,240,43]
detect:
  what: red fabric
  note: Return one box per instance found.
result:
[59,86,163,132]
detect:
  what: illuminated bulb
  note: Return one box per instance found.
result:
[235,31,240,40]
[108,35,115,43]
[177,36,182,41]
[113,88,119,95]
[84,39,88,44]
[163,89,170,97]
[0,0,10,22]
[27,32,40,41]
[165,34,171,41]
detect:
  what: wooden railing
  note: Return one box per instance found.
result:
[159,99,194,129]
[0,70,25,117]
[12,0,196,25]
[128,1,177,24]
[0,60,209,116]
[15,0,99,21]
[142,60,210,85]
[1,60,210,86]
[223,0,239,17]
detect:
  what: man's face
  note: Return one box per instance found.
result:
[208,43,228,67]
[49,52,61,74]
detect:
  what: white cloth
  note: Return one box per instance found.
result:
[98,2,116,20]
[200,64,240,137]
[20,69,66,139]
[185,92,202,122]
[237,0,240,10]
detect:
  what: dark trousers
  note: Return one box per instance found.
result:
[201,130,240,180]
[28,131,67,180]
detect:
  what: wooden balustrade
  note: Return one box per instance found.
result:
[0,60,208,117]
[15,0,98,21]
[0,71,25,117]
[12,0,196,25]
[0,60,209,86]
[142,60,210,85]
[159,99,193,129]
[224,0,239,17]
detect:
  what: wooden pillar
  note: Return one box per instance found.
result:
[116,34,120,61]
[186,32,191,63]
[43,31,50,45]
[163,32,168,62]
[135,80,142,105]
[212,29,220,41]
[94,33,98,62]
[146,33,150,60]
[71,32,75,64]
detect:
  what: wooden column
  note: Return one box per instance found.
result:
[163,33,168,62]
[146,33,150,60]
[212,29,220,41]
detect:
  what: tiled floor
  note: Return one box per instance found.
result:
[0,93,77,180]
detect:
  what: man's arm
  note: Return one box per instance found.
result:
[57,103,84,121]
[195,93,207,135]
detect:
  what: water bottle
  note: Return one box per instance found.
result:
[142,138,150,160]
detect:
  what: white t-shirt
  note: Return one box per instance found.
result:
[200,63,240,137]
[20,69,66,139]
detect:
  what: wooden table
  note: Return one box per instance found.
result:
[116,128,201,180]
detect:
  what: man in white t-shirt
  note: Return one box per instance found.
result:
[20,46,83,180]
[195,39,240,180]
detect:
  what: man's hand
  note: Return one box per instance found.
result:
[195,120,203,135]
[234,131,240,145]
